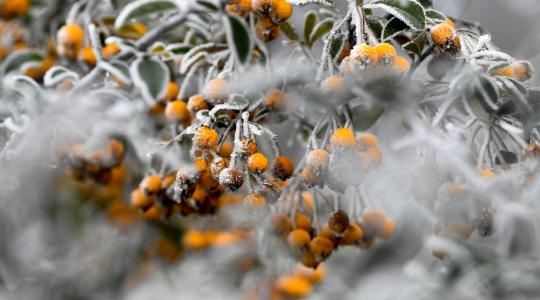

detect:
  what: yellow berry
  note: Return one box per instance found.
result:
[320,75,343,93]
[140,176,162,195]
[0,0,29,18]
[204,78,229,100]
[275,275,312,298]
[309,236,333,262]
[193,126,219,150]
[57,24,84,60]
[130,188,154,209]
[187,94,209,113]
[247,152,269,174]
[490,65,513,77]
[273,0,293,22]
[164,82,180,101]
[255,17,280,42]
[351,44,378,66]
[374,43,396,64]
[165,100,190,123]
[331,128,356,148]
[341,223,364,245]
[78,47,97,67]
[358,133,378,148]
[392,55,410,72]
[244,193,266,209]
[288,229,311,252]
[512,60,534,82]
[102,43,121,59]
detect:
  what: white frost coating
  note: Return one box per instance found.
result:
[470,50,515,62]
[98,61,132,85]
[114,0,184,29]
[288,0,337,9]
[43,66,80,88]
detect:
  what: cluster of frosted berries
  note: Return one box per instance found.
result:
[61,139,126,184]
[226,0,293,42]
[301,128,382,191]
[430,21,461,56]
[339,42,411,74]
[267,205,395,269]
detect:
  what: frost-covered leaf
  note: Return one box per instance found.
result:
[495,150,518,165]
[308,18,334,46]
[382,17,408,41]
[43,66,80,87]
[304,11,317,44]
[498,77,532,114]
[366,17,383,40]
[130,56,170,105]
[425,9,446,22]
[329,34,345,60]
[281,21,300,41]
[195,0,218,11]
[180,51,208,74]
[0,50,45,75]
[166,43,192,55]
[223,13,253,65]
[99,61,132,85]
[417,0,432,7]
[115,0,180,28]
[403,33,426,56]
[288,0,337,10]
[364,0,426,31]
[350,104,385,131]
[209,94,249,119]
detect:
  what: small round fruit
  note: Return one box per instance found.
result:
[331,128,356,148]
[272,156,294,180]
[306,148,329,169]
[57,24,84,60]
[244,193,266,209]
[512,60,534,82]
[210,157,229,179]
[193,126,219,150]
[294,213,312,232]
[131,188,154,209]
[247,152,269,174]
[351,44,378,66]
[101,43,121,59]
[273,0,293,22]
[328,210,349,234]
[164,82,180,101]
[301,167,318,187]
[377,217,396,239]
[287,229,311,252]
[219,167,244,191]
[204,78,229,100]
[341,223,364,245]
[187,94,209,113]
[263,88,286,110]
[374,43,396,64]
[320,75,343,93]
[140,175,162,195]
[78,47,97,67]
[358,133,378,148]
[275,275,312,298]
[165,100,190,123]
[267,213,293,238]
[309,236,333,262]
[238,139,258,157]
[392,56,410,73]
[255,17,280,42]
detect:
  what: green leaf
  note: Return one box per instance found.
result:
[308,18,334,46]
[364,0,426,31]
[366,17,383,41]
[495,151,518,165]
[382,17,408,41]
[166,43,192,55]
[329,35,345,60]
[351,104,385,131]
[115,0,179,28]
[281,21,300,41]
[130,56,170,105]
[425,9,446,22]
[195,0,219,11]
[403,33,426,56]
[304,11,317,44]
[0,49,45,75]
[223,13,253,65]
[417,0,433,8]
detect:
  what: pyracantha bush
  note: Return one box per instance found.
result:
[0,0,540,299]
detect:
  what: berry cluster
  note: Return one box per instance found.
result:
[340,43,411,74]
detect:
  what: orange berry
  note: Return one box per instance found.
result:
[299,250,318,268]
[78,47,97,67]
[331,128,356,148]
[183,230,209,249]
[301,167,318,187]
[309,236,333,262]
[187,94,209,113]
[57,24,84,60]
[374,43,396,64]
[362,208,386,237]
[164,82,180,101]
[328,210,349,234]
[512,60,534,82]
[220,140,234,158]
[142,205,161,222]
[446,18,455,28]
[320,75,343,93]
[193,126,219,150]
[255,17,280,42]
[430,23,461,55]
[0,0,30,18]
[165,100,190,123]
[204,78,229,100]
[287,229,311,252]
[479,168,495,179]
[267,213,293,238]
[392,55,410,72]
[319,224,338,246]
[273,0,293,22]
[272,156,294,180]
[446,223,473,240]
[108,139,125,160]
[275,275,312,298]
[341,223,364,245]
[377,217,396,239]
[253,0,274,16]
[238,139,258,157]
[295,263,326,284]
[140,176,162,195]
[351,44,378,66]
[193,157,208,174]
[294,213,312,231]
[210,157,229,179]
[247,152,269,174]
[263,88,286,110]
[358,133,378,148]
[130,188,154,210]
[102,43,121,59]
